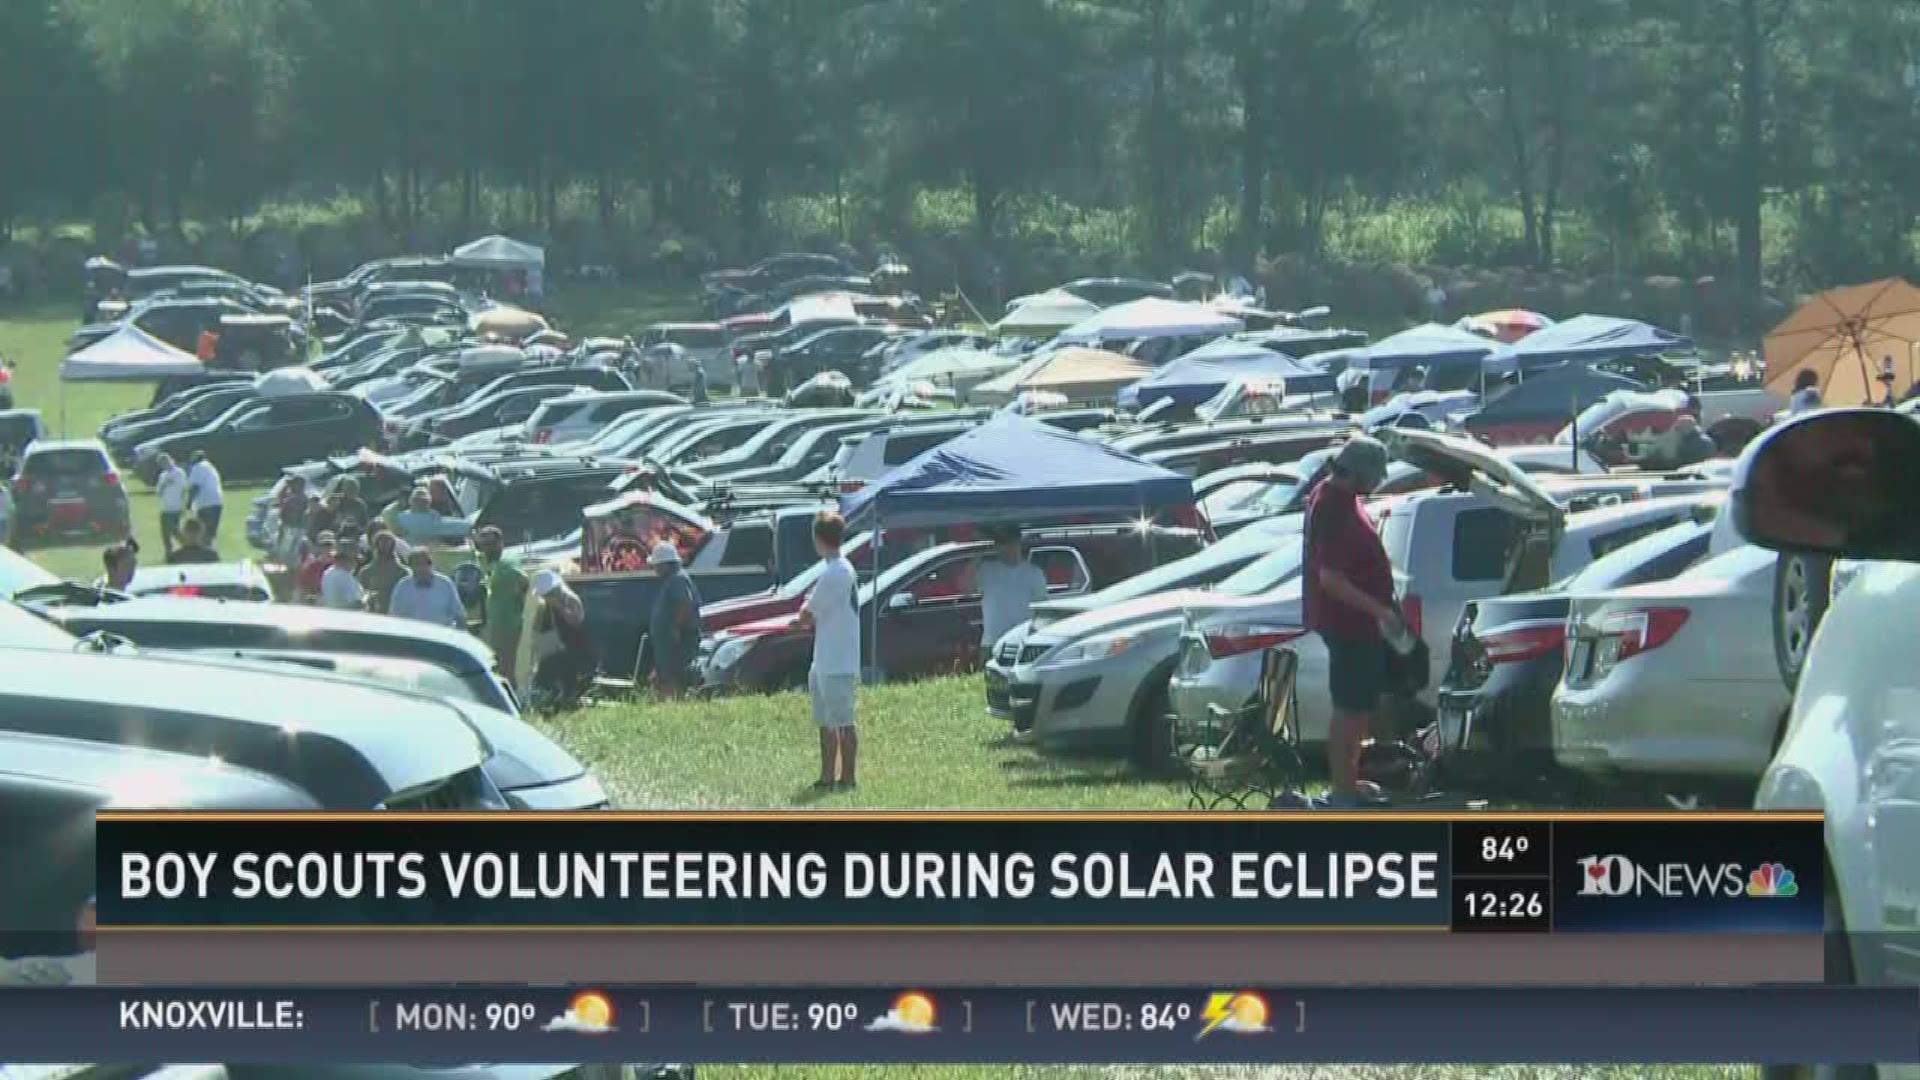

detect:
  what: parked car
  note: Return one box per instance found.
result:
[823,418,985,491]
[1159,462,1721,774]
[38,596,610,810]
[872,329,996,376]
[7,440,129,550]
[103,383,258,467]
[120,560,277,602]
[1434,514,1725,792]
[700,525,1206,692]
[69,295,254,354]
[395,384,584,451]
[697,418,895,488]
[1141,425,1350,478]
[0,642,500,812]
[640,322,733,387]
[1551,541,1788,806]
[520,390,684,447]
[1006,278,1173,312]
[773,323,909,386]
[1718,409,1920,1046]
[679,409,876,483]
[704,252,856,302]
[134,393,383,482]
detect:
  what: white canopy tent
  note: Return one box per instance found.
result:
[1055,297,1244,346]
[60,325,205,383]
[450,235,545,270]
[995,290,1101,336]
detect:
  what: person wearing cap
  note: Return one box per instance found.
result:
[472,525,527,680]
[532,568,597,702]
[963,525,1049,663]
[387,546,466,629]
[357,530,408,614]
[320,536,368,611]
[1302,436,1403,808]
[294,531,336,602]
[644,541,702,698]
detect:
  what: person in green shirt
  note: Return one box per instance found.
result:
[475,525,528,682]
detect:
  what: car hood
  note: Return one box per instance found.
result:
[1032,589,1223,641]
[1381,427,1561,524]
[441,699,585,791]
[725,613,801,638]
[0,652,491,809]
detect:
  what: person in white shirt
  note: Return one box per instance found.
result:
[152,452,188,556]
[386,546,467,628]
[185,451,225,539]
[1788,370,1822,415]
[319,538,368,610]
[794,510,860,791]
[965,526,1050,659]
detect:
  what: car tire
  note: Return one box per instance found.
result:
[1760,870,1872,1080]
[1773,553,1832,690]
[1126,665,1177,776]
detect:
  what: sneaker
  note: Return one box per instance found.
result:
[1268,791,1322,810]
[835,779,858,792]
[811,779,836,792]
[1320,790,1386,809]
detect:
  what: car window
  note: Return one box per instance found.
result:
[229,405,273,431]
[271,399,334,424]
[1451,508,1521,582]
[1587,514,1688,561]
[21,448,110,478]
[721,522,774,569]
[882,430,955,465]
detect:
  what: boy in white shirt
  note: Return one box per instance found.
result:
[795,510,860,791]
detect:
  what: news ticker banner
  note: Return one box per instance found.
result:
[94,812,1825,934]
[0,985,1912,1064]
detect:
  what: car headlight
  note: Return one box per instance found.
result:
[709,635,751,671]
[1045,632,1141,667]
[1830,560,1867,603]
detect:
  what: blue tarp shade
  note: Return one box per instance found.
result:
[1487,313,1690,370]
[1341,322,1498,371]
[1118,340,1336,409]
[839,413,1194,529]
[1462,363,1647,431]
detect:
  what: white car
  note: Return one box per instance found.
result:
[521,390,682,447]
[1551,543,1788,806]
[1731,407,1920,1080]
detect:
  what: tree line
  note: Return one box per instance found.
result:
[2,0,1917,321]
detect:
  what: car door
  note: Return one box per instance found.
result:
[876,546,1091,678]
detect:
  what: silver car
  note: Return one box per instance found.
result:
[1552,542,1788,805]
[988,533,1306,766]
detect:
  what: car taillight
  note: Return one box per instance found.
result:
[532,430,552,444]
[1398,594,1423,639]
[1589,606,1690,678]
[100,472,120,487]
[1478,620,1565,665]
[13,478,32,495]
[165,585,201,596]
[1203,625,1305,659]
[839,480,864,493]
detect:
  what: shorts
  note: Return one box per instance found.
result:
[809,671,859,730]
[1323,634,1386,713]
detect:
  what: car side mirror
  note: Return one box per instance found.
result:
[1733,409,1920,561]
[886,591,915,612]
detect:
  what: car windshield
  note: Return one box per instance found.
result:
[1549,520,1708,594]
[1215,534,1307,596]
[23,449,109,478]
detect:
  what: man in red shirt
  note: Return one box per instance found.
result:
[1302,437,1404,807]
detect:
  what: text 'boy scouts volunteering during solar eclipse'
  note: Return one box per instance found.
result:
[118,849,1441,902]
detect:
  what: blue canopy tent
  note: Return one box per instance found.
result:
[839,414,1195,678]
[1463,362,1647,443]
[1486,313,1691,371]
[1117,339,1336,410]
[1340,322,1499,371]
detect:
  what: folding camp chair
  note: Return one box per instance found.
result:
[588,633,650,703]
[1178,647,1310,810]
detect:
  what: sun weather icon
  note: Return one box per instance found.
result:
[864,991,938,1034]
[1747,863,1799,898]
[542,991,616,1034]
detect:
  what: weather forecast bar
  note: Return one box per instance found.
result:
[93,812,1826,934]
[0,985,1911,1064]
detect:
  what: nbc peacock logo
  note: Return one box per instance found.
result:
[1746,862,1799,898]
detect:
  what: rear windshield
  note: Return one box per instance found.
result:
[1216,535,1307,596]
[22,449,109,478]
[666,328,725,348]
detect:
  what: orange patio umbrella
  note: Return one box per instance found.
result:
[1457,309,1554,344]
[1764,278,1920,407]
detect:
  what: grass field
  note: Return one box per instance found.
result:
[0,292,1757,1080]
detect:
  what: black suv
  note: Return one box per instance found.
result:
[8,440,130,550]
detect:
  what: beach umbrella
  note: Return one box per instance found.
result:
[1763,278,1920,407]
[1457,309,1555,344]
